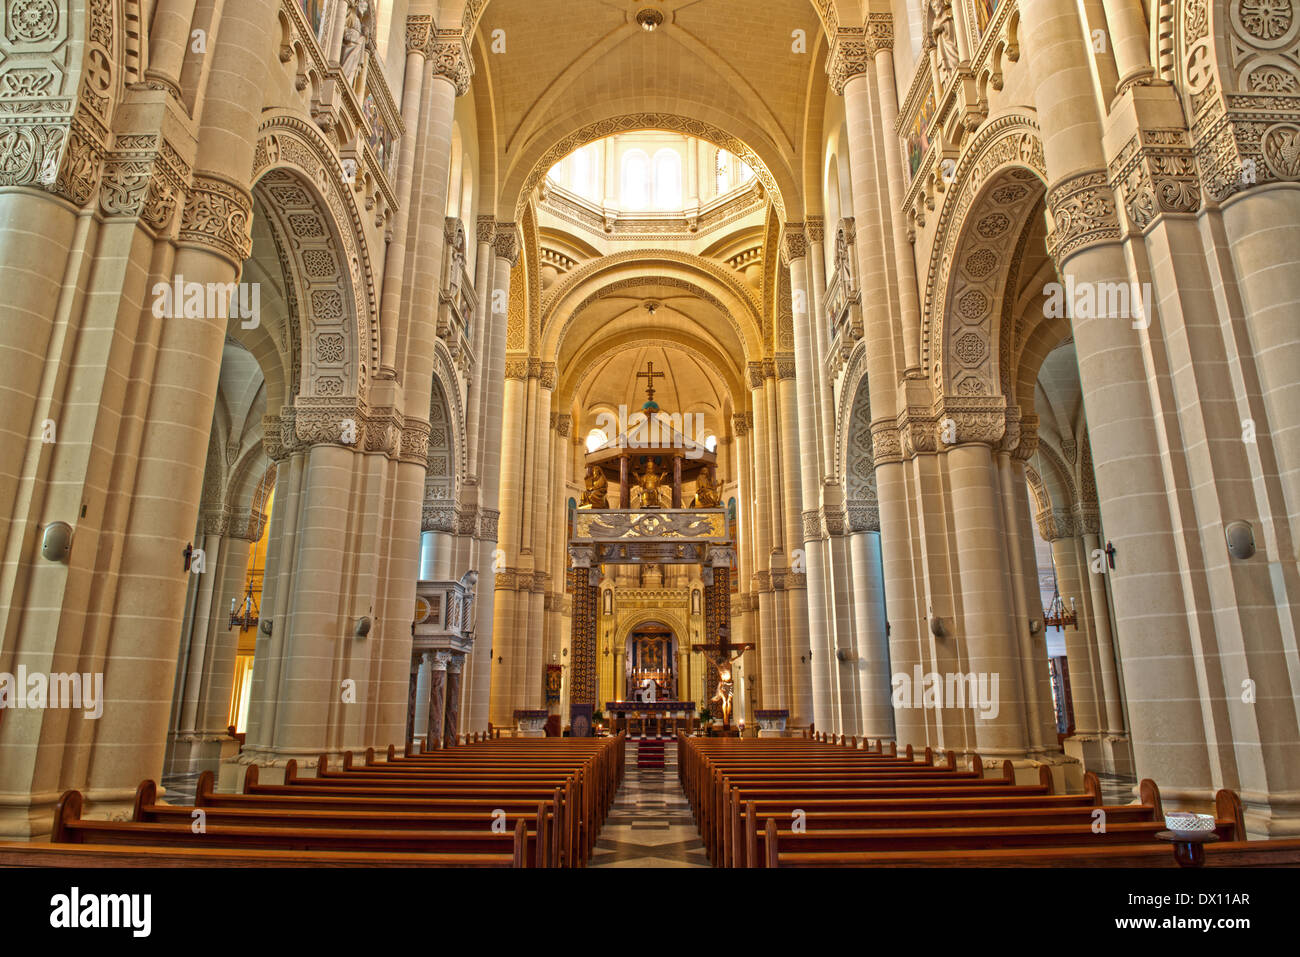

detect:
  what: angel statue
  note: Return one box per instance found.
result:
[925,0,961,76]
[580,466,609,509]
[340,0,376,83]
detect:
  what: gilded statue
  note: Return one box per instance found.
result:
[580,466,609,509]
[632,458,671,509]
[691,465,721,508]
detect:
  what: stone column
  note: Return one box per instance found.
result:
[848,517,895,743]
[775,359,813,730]
[443,655,464,747]
[376,16,431,377]
[427,651,449,748]
[1099,0,1154,93]
[413,651,434,750]
[749,370,781,707]
[145,0,200,97]
[1020,0,1213,799]
[81,0,282,817]
[785,232,835,731]
[947,443,1029,762]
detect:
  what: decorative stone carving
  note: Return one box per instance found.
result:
[430,32,472,96]
[406,14,433,55]
[1109,128,1201,230]
[1045,170,1122,265]
[801,509,825,543]
[827,30,872,95]
[493,222,521,266]
[180,172,254,266]
[780,225,807,264]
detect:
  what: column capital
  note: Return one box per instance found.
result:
[405,15,433,55]
[1107,127,1201,234]
[805,217,825,244]
[422,503,457,533]
[554,413,572,437]
[732,413,749,436]
[429,31,473,96]
[539,361,557,391]
[847,502,879,533]
[826,30,872,96]
[747,362,766,391]
[476,215,496,244]
[493,222,522,266]
[1044,170,1122,266]
[780,225,807,265]
[504,358,530,380]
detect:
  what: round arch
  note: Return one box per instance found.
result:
[921,112,1048,398]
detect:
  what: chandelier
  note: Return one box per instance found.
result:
[229,546,262,632]
[1043,571,1077,632]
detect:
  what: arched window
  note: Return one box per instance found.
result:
[586,428,609,453]
[622,150,650,208]
[704,434,718,453]
[653,149,682,209]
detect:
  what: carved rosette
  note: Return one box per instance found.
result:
[1108,128,1201,231]
[180,171,254,266]
[1044,170,1122,265]
[430,32,472,96]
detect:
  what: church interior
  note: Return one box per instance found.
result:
[1,0,1299,881]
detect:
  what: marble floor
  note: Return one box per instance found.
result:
[589,740,710,868]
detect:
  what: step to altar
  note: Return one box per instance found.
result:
[636,739,666,769]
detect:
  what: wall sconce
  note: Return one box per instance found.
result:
[1225,520,1256,560]
[354,616,372,638]
[259,618,274,636]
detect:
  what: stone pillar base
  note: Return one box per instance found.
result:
[1063,732,1106,771]
[1103,733,1135,779]
[757,729,789,738]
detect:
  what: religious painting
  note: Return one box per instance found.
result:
[906,89,937,181]
[298,0,327,39]
[973,0,1001,39]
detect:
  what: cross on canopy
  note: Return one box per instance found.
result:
[637,360,665,403]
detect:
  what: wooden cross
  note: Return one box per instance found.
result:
[636,360,665,403]
[691,625,754,668]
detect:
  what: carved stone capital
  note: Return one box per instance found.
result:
[422,503,457,533]
[554,413,572,438]
[402,418,433,465]
[494,222,521,266]
[180,171,254,266]
[871,423,904,466]
[805,217,825,244]
[539,362,557,391]
[780,225,807,264]
[476,215,496,244]
[732,413,749,437]
[747,362,766,391]
[1108,128,1201,232]
[846,502,879,533]
[477,508,500,541]
[801,509,826,543]
[430,32,473,96]
[827,31,872,96]
[775,357,797,380]
[1045,170,1121,266]
[406,15,433,55]
[504,358,530,380]
[98,134,188,236]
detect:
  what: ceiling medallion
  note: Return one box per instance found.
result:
[637,8,664,31]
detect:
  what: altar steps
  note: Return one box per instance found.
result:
[636,739,666,770]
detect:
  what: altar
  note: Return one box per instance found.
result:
[604,700,697,737]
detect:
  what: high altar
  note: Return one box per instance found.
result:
[567,365,741,735]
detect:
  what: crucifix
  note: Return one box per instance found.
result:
[636,360,665,404]
[692,624,754,731]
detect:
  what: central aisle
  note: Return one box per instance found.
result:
[589,739,710,868]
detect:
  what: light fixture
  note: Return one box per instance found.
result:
[229,546,262,632]
[637,8,663,31]
[1043,570,1077,632]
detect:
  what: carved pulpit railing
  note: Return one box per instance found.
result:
[408,572,476,750]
